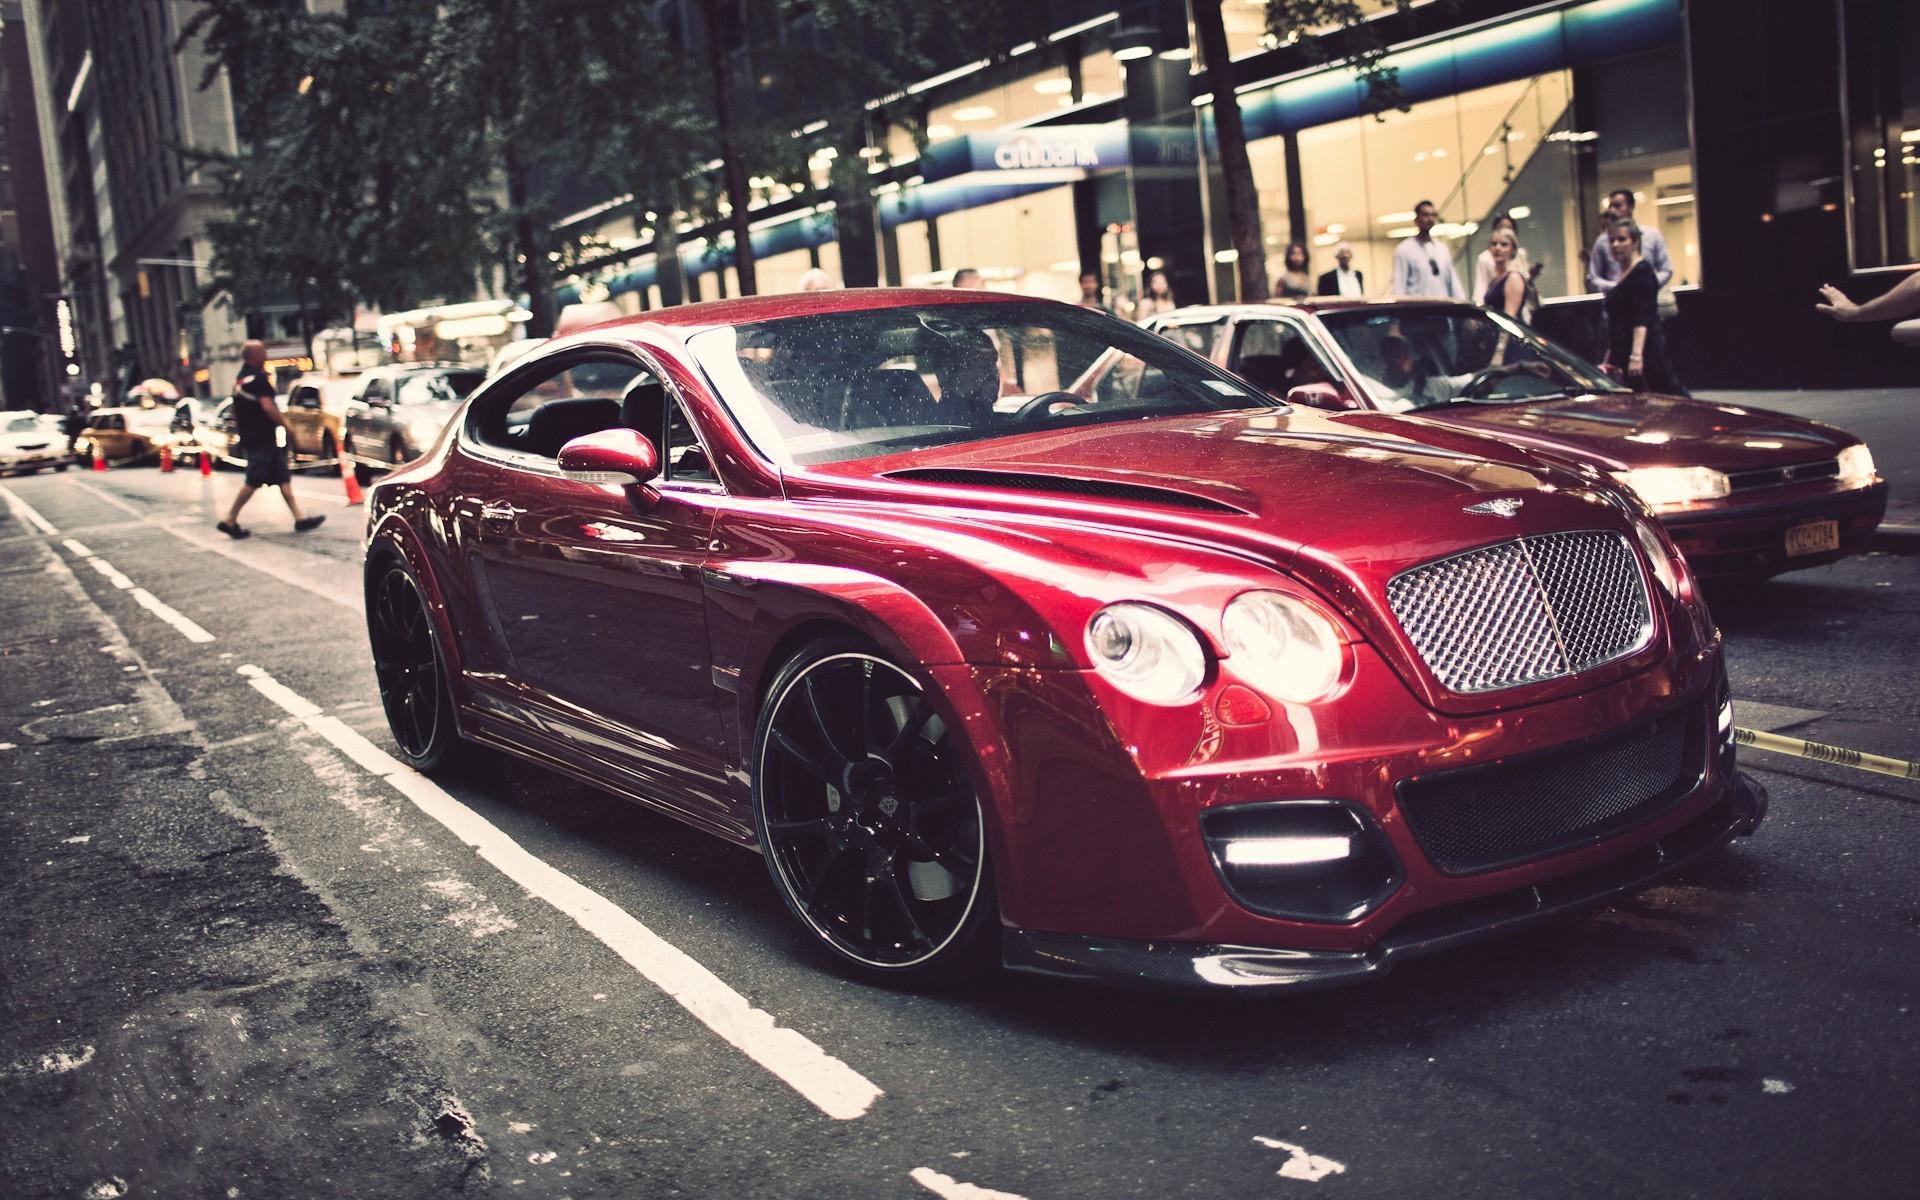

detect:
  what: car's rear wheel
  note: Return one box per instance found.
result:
[346,436,376,486]
[369,561,462,772]
[753,638,996,983]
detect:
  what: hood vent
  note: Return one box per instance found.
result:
[884,467,1247,514]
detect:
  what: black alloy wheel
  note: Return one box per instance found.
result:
[753,641,995,981]
[369,563,459,770]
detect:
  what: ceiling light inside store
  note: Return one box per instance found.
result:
[1432,147,1448,158]
[858,146,883,157]
[1213,249,1239,263]
[1313,233,1338,247]
[1386,226,1417,239]
[952,106,997,121]
[1327,223,1345,234]
[1160,47,1193,60]
[1654,193,1696,206]
[1506,206,1530,219]
[1902,130,1920,142]
[1114,45,1154,61]
[1379,211,1415,223]
[926,124,954,139]
[1033,78,1074,95]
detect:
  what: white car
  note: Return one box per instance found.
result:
[0,410,74,474]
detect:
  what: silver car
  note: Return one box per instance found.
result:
[342,365,484,486]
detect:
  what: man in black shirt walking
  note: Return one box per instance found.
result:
[218,340,324,538]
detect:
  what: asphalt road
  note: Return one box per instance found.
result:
[2,446,1917,1200]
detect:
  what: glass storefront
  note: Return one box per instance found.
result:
[1842,0,1920,270]
[1211,0,1697,305]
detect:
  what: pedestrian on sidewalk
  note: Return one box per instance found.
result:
[1599,219,1683,395]
[218,340,324,539]
[1391,200,1465,299]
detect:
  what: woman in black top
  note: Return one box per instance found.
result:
[1275,242,1312,299]
[1600,218,1679,393]
[1482,226,1531,366]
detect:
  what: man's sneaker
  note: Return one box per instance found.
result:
[216,521,251,539]
[294,515,326,533]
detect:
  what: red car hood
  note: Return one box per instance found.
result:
[1413,391,1855,471]
[793,408,1628,571]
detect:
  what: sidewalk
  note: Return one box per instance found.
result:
[1693,388,1919,547]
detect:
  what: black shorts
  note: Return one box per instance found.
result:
[243,446,291,487]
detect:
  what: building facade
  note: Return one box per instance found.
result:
[552,0,1916,390]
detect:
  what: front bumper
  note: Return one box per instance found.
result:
[1659,481,1886,577]
[1003,772,1766,992]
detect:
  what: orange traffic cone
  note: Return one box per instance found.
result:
[90,444,106,471]
[159,444,174,472]
[340,454,364,505]
[199,450,214,477]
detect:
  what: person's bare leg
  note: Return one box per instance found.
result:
[225,485,258,526]
[276,484,308,522]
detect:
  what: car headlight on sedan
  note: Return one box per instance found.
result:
[1838,443,1877,489]
[1219,591,1344,703]
[1609,465,1730,509]
[1085,602,1207,705]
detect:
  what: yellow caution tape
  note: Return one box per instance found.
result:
[1734,727,1920,782]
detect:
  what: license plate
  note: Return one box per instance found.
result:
[1785,519,1840,556]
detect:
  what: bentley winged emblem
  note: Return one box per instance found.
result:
[1463,497,1525,517]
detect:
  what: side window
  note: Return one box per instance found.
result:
[1157,318,1225,359]
[470,353,646,461]
[665,399,716,483]
[1231,320,1333,400]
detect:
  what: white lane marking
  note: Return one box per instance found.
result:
[235,663,884,1121]
[0,483,58,533]
[60,526,217,643]
[1255,1137,1348,1183]
[1763,1078,1795,1094]
[86,555,136,589]
[236,664,322,717]
[69,478,362,611]
[130,588,216,643]
[909,1167,1029,1200]
[3,1045,96,1076]
[63,835,91,844]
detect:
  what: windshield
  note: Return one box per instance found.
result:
[397,370,484,406]
[5,415,42,434]
[1318,306,1627,412]
[686,302,1275,465]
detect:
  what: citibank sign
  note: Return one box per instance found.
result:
[992,135,1101,170]
[955,124,1128,178]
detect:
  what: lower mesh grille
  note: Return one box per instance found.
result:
[1395,703,1707,876]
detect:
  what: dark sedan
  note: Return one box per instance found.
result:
[1145,300,1887,579]
[343,365,486,486]
[361,289,1764,992]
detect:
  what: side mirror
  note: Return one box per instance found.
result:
[1285,381,1361,411]
[557,427,659,487]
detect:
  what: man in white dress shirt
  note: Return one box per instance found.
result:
[1391,200,1466,299]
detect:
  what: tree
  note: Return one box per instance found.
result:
[1193,1,1441,302]
[184,1,497,324]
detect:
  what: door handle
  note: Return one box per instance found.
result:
[479,500,522,523]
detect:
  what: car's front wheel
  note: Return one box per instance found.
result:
[752,638,997,984]
[369,559,464,772]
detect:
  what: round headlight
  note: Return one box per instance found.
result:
[1632,520,1679,597]
[1084,603,1206,705]
[1220,591,1344,704]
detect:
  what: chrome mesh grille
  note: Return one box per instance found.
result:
[1386,531,1653,694]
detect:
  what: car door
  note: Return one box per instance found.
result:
[449,350,730,795]
[284,384,324,455]
[345,376,391,462]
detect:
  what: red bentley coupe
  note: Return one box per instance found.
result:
[1142,300,1886,579]
[362,289,1766,991]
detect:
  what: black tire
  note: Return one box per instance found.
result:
[349,439,376,487]
[390,436,410,465]
[368,559,466,772]
[319,430,338,469]
[752,636,997,984]
[54,463,68,472]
